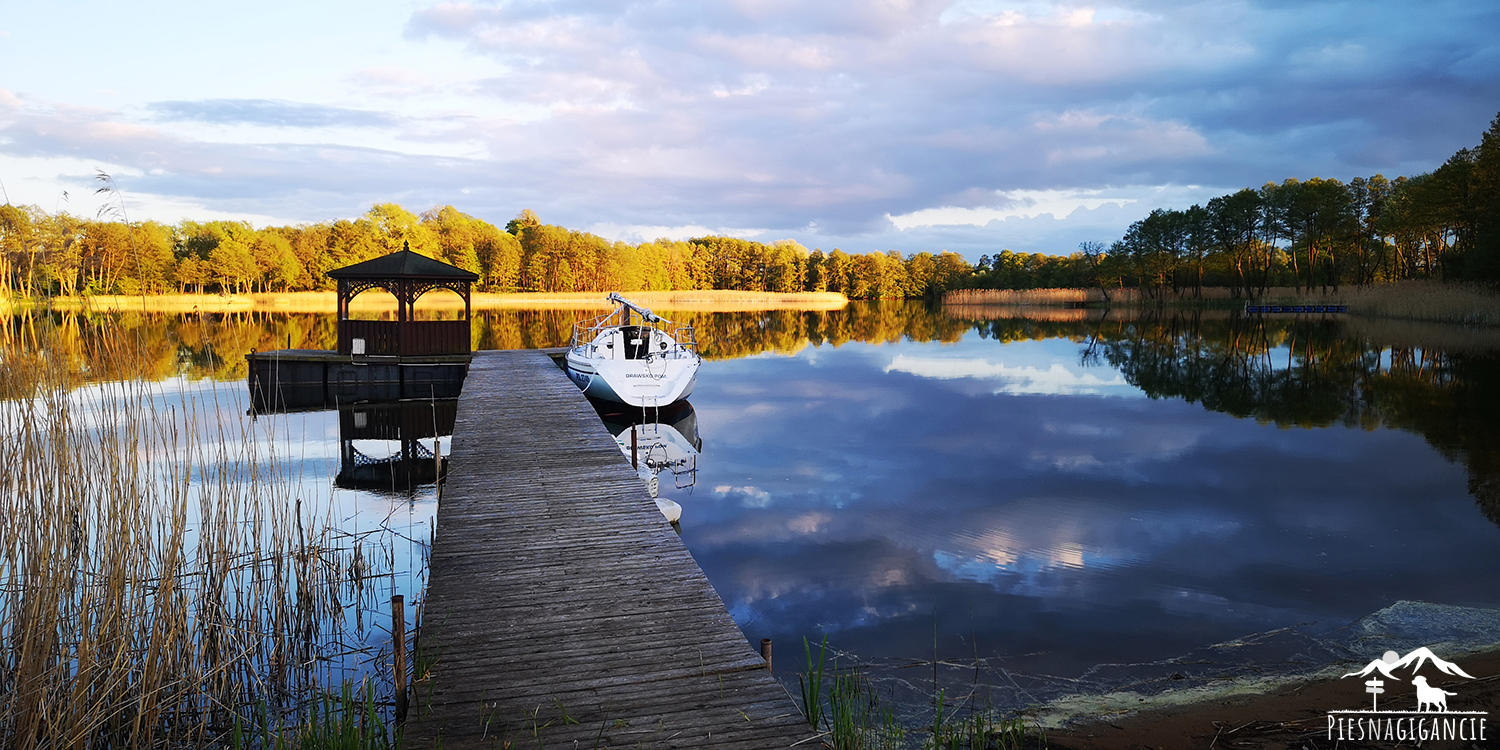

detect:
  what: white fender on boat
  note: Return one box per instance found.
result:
[655,498,682,523]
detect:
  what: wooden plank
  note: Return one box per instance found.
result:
[404,349,814,748]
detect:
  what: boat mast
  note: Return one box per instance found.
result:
[608,292,668,324]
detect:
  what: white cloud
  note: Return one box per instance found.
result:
[884,183,1232,252]
[588,222,769,243]
[887,187,1137,228]
[715,484,773,508]
[884,354,1131,396]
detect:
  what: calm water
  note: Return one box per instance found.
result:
[654,307,1500,710]
[678,321,1500,669]
[12,304,1500,717]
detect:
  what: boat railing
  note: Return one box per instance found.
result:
[671,456,698,490]
[571,295,696,352]
[570,308,612,349]
[672,324,698,355]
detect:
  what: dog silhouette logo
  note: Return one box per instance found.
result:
[1410,676,1457,713]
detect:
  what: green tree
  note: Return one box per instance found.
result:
[506,209,541,236]
[252,232,302,291]
[367,203,438,256]
[1207,189,1265,298]
[209,236,258,293]
[0,205,35,295]
[477,225,523,292]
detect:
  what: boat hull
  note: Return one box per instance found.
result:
[565,351,698,407]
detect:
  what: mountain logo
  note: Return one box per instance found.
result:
[1327,646,1487,743]
[1342,647,1476,685]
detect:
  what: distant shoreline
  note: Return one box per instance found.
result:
[945,280,1500,327]
[3,290,849,314]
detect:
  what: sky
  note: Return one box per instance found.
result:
[1,0,1498,259]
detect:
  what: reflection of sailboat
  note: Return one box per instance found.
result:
[335,401,455,493]
[565,294,700,407]
[592,399,702,522]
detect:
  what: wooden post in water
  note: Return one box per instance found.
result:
[631,427,638,471]
[761,638,772,673]
[393,595,408,722]
[434,438,443,500]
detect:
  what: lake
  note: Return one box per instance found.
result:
[667,306,1500,716]
[5,302,1499,729]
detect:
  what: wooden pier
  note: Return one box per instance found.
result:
[403,350,815,749]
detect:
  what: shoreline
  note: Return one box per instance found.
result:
[2,289,849,314]
[1045,647,1500,749]
[1038,599,1500,747]
[945,280,1500,328]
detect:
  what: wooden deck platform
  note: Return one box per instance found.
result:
[403,350,816,749]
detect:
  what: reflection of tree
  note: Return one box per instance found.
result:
[1,302,970,391]
[469,302,970,359]
[10,304,1500,525]
[1086,311,1500,529]
[0,310,339,390]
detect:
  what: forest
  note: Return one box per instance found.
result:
[0,113,1494,302]
[0,203,971,301]
[971,113,1500,297]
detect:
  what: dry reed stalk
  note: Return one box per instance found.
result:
[944,288,1089,305]
[937,304,1095,323]
[45,289,852,315]
[947,282,1500,325]
[1263,280,1500,326]
[0,316,409,749]
[946,287,1255,305]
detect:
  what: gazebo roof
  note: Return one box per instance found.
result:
[328,249,479,282]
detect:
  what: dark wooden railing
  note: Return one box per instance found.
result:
[338,320,470,356]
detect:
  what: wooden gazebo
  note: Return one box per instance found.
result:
[328,244,480,357]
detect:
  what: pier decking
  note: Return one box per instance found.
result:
[403,350,815,749]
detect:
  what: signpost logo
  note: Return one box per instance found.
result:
[1327,647,1487,743]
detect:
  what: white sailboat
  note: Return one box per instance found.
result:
[565,293,700,408]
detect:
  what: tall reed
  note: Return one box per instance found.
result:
[0,320,406,748]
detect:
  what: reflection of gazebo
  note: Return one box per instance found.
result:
[328,244,479,356]
[336,400,457,491]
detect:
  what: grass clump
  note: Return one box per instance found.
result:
[797,638,1045,750]
[231,681,393,750]
[799,637,904,750]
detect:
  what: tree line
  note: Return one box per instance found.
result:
[967,112,1500,298]
[0,204,972,300]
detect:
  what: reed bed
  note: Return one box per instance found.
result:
[0,325,410,748]
[946,287,1247,305]
[944,289,1090,306]
[947,282,1500,327]
[38,290,850,315]
[1264,280,1500,326]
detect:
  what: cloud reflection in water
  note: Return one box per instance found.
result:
[669,332,1500,681]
